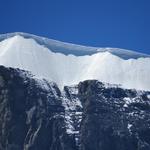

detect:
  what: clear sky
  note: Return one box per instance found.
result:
[0,0,150,54]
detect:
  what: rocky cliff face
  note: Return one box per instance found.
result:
[0,66,76,150]
[0,66,150,150]
[78,81,150,150]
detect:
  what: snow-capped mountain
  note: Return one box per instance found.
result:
[0,32,150,90]
[0,33,150,150]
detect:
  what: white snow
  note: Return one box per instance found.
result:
[61,86,82,136]
[147,95,150,99]
[123,97,133,107]
[0,35,150,91]
[127,124,132,133]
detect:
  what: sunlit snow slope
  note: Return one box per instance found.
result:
[0,33,150,91]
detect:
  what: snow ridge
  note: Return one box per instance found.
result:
[0,33,150,91]
[0,32,149,59]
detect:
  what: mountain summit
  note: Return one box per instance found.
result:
[0,32,150,90]
[0,33,150,150]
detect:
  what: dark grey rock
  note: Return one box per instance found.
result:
[0,66,150,150]
[0,66,76,150]
[78,80,150,150]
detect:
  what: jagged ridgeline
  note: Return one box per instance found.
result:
[0,66,150,150]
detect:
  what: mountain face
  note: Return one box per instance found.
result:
[0,33,150,150]
[0,33,150,90]
[0,66,150,150]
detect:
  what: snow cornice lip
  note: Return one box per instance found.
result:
[0,32,149,59]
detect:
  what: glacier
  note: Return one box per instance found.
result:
[0,32,150,91]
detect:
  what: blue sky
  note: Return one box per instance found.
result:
[0,0,150,54]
